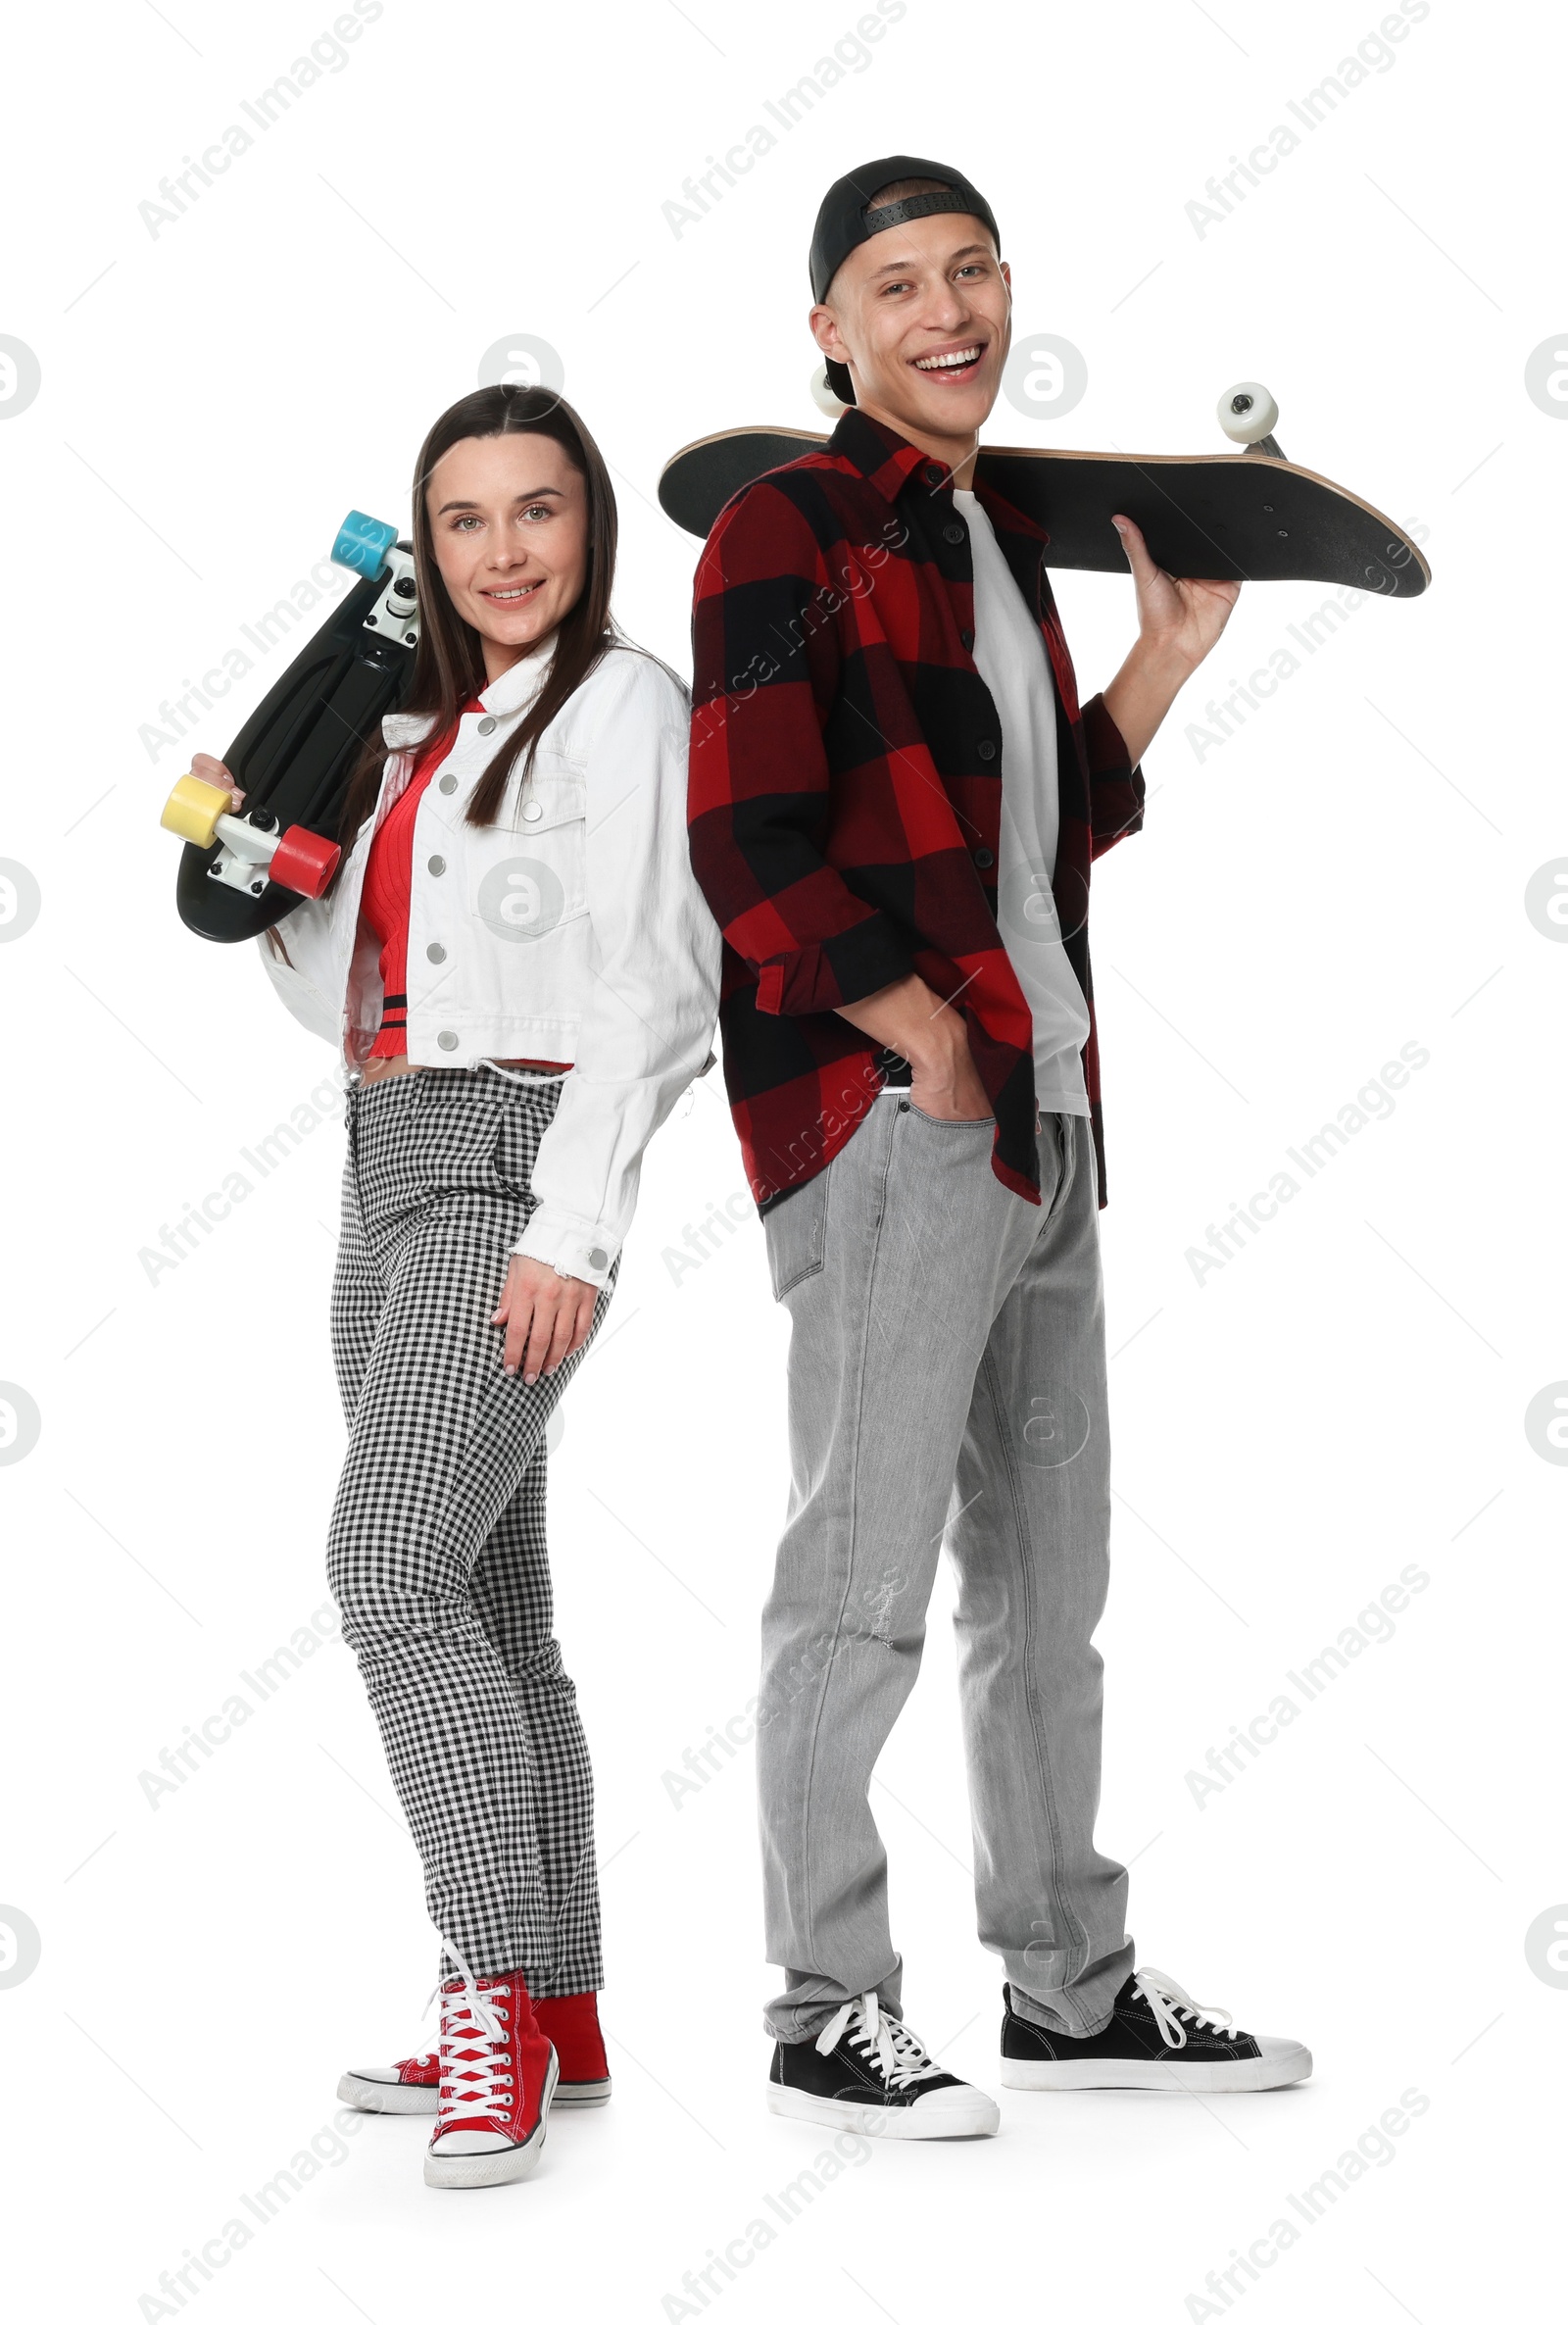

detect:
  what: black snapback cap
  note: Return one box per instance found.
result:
[809,155,1002,407]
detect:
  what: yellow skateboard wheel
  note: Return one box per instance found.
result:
[161,772,233,849]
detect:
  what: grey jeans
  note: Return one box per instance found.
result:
[759,1095,1133,2044]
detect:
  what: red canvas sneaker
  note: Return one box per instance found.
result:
[337,2046,440,2113]
[424,1967,557,2189]
[533,1992,612,2106]
[339,1990,611,2112]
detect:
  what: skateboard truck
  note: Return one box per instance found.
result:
[160,776,341,901]
[1217,381,1286,461]
[330,511,419,651]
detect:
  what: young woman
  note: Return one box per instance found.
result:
[195,384,718,2189]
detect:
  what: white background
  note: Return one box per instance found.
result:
[1,1,1561,2319]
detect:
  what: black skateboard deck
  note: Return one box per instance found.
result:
[167,512,419,944]
[659,427,1430,598]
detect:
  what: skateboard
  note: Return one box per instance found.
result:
[160,511,419,943]
[659,382,1430,598]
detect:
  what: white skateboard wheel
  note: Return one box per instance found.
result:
[1217,382,1279,444]
[810,364,847,418]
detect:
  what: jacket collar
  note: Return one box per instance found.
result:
[381,631,558,751]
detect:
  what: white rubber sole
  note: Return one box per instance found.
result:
[422,2052,559,2188]
[337,2071,435,2114]
[1001,2044,1312,2094]
[555,2077,612,2107]
[338,2069,611,2114]
[767,2084,1000,2140]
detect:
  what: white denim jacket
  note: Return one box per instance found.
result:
[258,638,720,1287]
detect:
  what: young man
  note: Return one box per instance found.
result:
[687,156,1310,2136]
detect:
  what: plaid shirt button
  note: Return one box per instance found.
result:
[973,849,995,869]
[977,740,997,761]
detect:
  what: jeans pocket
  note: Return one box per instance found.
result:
[763,1169,829,1299]
[906,1101,996,1130]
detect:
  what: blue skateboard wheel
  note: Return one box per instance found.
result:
[331,511,399,577]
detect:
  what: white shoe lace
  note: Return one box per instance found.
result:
[815,1993,945,2091]
[1133,1966,1238,2050]
[431,1948,515,2131]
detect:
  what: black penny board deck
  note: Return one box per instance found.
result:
[659,428,1430,598]
[172,517,417,944]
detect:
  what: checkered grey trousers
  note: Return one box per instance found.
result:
[327,1065,615,1991]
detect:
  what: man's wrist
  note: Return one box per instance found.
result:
[1118,635,1196,694]
[904,1019,966,1079]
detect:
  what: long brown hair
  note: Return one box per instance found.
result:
[337,384,618,846]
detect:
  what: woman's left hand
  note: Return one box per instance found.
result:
[492,1255,599,1385]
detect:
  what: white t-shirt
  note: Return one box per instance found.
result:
[952,488,1091,1116]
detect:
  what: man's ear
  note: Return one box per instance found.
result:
[808,301,849,364]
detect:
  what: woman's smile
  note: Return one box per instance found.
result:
[480,577,544,604]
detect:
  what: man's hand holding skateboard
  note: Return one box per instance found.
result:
[1102,515,1241,767]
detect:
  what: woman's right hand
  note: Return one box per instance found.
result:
[190,753,245,811]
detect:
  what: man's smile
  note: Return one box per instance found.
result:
[911,340,986,379]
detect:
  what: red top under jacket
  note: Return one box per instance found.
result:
[361,717,468,1058]
[359,704,568,1070]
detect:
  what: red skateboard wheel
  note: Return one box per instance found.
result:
[268,824,341,900]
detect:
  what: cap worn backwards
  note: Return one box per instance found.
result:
[809,155,1002,407]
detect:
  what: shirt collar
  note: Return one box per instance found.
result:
[826,410,1050,545]
[381,631,558,750]
[827,407,950,503]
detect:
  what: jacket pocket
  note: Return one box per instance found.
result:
[469,770,587,946]
[764,1169,829,1300]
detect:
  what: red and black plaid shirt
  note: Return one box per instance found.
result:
[687,408,1145,1213]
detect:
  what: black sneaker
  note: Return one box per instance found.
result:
[769,1993,1000,2139]
[1001,1967,1311,2093]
